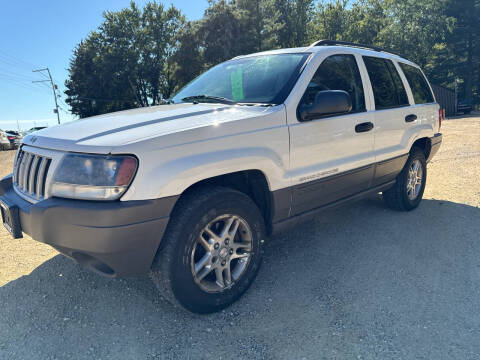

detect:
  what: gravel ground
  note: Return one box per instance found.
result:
[0,116,479,359]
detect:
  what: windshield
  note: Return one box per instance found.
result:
[172,53,310,105]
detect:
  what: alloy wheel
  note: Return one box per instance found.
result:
[406,159,423,200]
[191,214,252,293]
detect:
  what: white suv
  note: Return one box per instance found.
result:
[0,40,442,313]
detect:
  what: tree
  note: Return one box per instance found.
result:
[64,34,138,118]
[233,0,264,52]
[66,0,480,118]
[198,0,243,66]
[344,0,388,44]
[169,21,205,92]
[310,0,349,42]
[376,0,451,69]
[263,0,314,48]
[309,0,388,45]
[137,3,185,103]
[65,1,184,117]
[443,0,480,102]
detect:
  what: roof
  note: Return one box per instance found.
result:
[234,40,417,67]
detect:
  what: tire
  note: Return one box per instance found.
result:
[150,186,266,314]
[382,147,427,211]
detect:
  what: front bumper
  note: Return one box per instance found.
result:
[427,133,442,163]
[0,175,178,277]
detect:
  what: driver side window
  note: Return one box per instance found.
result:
[301,54,366,113]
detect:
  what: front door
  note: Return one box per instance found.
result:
[288,53,376,216]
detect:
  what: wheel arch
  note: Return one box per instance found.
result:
[411,137,432,159]
[169,170,274,234]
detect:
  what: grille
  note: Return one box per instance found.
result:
[13,148,52,201]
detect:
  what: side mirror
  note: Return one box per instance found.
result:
[299,90,352,121]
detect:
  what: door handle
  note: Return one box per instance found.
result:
[355,122,374,133]
[405,114,417,122]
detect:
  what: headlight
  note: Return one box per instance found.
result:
[51,153,138,200]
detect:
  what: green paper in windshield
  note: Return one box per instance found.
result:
[230,68,244,101]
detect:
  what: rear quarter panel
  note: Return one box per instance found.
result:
[394,61,439,159]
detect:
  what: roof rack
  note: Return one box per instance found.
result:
[309,39,405,59]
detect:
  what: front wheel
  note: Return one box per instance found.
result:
[382,148,427,211]
[150,186,266,313]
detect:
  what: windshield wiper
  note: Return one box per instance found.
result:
[237,102,276,107]
[182,95,237,105]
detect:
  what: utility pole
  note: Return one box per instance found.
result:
[32,68,61,124]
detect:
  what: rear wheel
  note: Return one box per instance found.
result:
[382,148,427,211]
[150,186,266,313]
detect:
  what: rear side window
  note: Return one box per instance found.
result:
[399,63,434,104]
[386,61,409,105]
[301,54,366,113]
[363,56,409,110]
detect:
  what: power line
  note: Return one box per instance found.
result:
[0,55,35,73]
[0,49,61,84]
[57,105,69,114]
[0,51,69,121]
[0,49,39,70]
[59,99,70,110]
[36,81,52,90]
[0,73,50,91]
[0,78,50,96]
[0,76,52,96]
[0,66,55,95]
[0,68,40,82]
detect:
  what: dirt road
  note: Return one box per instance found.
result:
[0,117,479,359]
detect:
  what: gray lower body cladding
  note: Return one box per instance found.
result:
[0,175,178,277]
[427,133,442,162]
[271,133,442,231]
[271,153,409,227]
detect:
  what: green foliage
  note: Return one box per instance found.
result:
[442,0,480,102]
[65,1,184,117]
[65,0,480,118]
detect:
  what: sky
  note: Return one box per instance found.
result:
[0,0,208,131]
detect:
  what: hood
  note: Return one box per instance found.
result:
[22,103,273,154]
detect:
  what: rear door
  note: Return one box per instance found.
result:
[361,56,413,186]
[287,53,376,216]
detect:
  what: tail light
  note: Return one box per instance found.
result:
[7,136,15,140]
[438,109,442,132]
